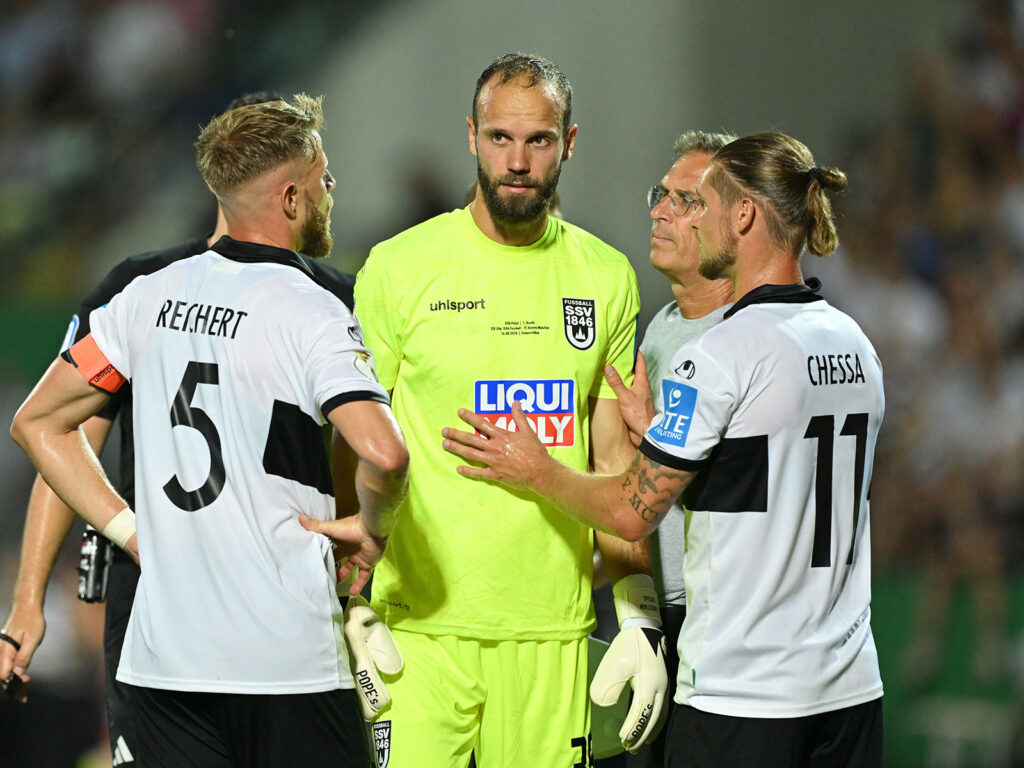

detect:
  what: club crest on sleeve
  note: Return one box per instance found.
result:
[649,380,698,448]
[353,351,376,382]
[562,298,595,350]
[373,720,391,767]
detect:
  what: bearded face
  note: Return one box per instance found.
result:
[475,159,561,227]
[299,191,333,260]
[697,216,738,281]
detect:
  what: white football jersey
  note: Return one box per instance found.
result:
[640,283,885,718]
[84,237,389,694]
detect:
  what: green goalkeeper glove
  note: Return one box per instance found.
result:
[590,574,668,753]
[344,596,404,721]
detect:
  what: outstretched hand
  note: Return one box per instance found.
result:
[298,513,388,595]
[442,401,551,491]
[604,353,654,447]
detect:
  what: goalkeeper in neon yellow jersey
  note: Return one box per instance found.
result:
[353,53,667,768]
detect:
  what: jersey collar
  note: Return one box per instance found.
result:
[724,278,824,320]
[210,236,317,280]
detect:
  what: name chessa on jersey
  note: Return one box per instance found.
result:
[806,352,866,386]
[474,379,575,447]
[155,299,248,339]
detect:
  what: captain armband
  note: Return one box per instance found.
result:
[61,334,127,394]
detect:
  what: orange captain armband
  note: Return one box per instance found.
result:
[61,334,127,394]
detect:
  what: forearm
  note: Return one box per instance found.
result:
[443,403,691,541]
[331,428,360,520]
[11,416,113,610]
[354,459,408,540]
[11,477,77,611]
[531,459,645,539]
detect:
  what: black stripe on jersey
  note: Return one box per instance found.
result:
[321,391,391,421]
[724,281,824,320]
[639,438,707,472]
[263,400,334,495]
[681,435,769,513]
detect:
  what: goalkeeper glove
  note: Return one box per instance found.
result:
[344,595,404,721]
[590,574,668,753]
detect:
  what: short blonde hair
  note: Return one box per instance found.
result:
[196,93,324,197]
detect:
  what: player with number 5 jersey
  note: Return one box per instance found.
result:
[11,94,408,767]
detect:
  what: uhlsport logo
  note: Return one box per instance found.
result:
[474,379,575,446]
[675,359,696,379]
[648,380,698,448]
[563,298,596,350]
[373,721,392,768]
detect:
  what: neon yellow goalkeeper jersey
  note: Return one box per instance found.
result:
[355,207,640,639]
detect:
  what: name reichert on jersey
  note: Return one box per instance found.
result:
[806,352,866,386]
[155,299,249,339]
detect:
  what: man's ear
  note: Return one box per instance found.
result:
[735,196,756,236]
[282,181,299,221]
[561,123,578,162]
[467,116,478,157]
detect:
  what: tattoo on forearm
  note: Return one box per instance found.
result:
[628,492,663,522]
[621,453,683,526]
[636,466,658,496]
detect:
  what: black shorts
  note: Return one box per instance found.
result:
[129,685,371,767]
[664,698,882,768]
[104,552,142,765]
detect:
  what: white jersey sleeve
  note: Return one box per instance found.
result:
[87,277,144,382]
[306,309,388,420]
[642,341,736,469]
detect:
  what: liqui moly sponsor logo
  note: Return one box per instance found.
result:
[474,379,575,447]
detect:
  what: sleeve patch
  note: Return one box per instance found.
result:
[60,315,80,353]
[647,380,698,448]
[65,334,127,394]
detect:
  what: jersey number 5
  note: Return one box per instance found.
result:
[804,412,868,568]
[163,361,226,511]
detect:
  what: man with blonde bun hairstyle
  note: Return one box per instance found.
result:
[11,93,408,767]
[443,131,885,767]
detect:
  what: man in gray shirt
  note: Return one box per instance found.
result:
[605,130,735,766]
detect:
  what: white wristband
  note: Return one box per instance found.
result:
[612,573,662,628]
[102,507,136,549]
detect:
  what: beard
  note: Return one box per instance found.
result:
[476,160,561,226]
[697,224,737,280]
[300,195,333,260]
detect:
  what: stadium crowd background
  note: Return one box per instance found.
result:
[0,1,1022,766]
